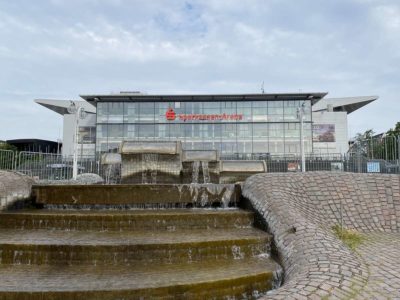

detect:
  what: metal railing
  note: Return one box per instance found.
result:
[1,143,400,182]
[0,150,15,170]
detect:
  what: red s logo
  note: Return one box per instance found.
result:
[166,108,176,121]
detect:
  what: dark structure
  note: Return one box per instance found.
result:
[6,139,61,153]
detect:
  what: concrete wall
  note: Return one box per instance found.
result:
[313,110,349,154]
[62,113,96,157]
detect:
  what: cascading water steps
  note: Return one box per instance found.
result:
[0,185,281,299]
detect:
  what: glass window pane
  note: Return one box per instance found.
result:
[139,102,154,123]
[138,124,155,138]
[124,103,137,123]
[108,103,124,123]
[97,102,108,123]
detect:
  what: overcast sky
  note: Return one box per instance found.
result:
[0,0,399,141]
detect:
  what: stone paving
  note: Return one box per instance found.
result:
[243,172,400,299]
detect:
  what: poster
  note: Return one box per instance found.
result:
[367,162,380,173]
[287,162,300,172]
[313,124,335,142]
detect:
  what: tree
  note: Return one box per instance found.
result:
[0,142,17,152]
[351,123,400,161]
[351,129,376,157]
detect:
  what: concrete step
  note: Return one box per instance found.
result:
[0,228,271,266]
[33,184,240,208]
[0,258,280,300]
[0,209,254,231]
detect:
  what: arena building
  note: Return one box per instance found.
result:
[35,92,378,158]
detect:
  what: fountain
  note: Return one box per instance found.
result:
[141,153,159,184]
[191,161,200,183]
[201,161,211,183]
[100,153,121,184]
[219,160,267,183]
[120,141,182,184]
[0,141,280,299]
[181,150,219,183]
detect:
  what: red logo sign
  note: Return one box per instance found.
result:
[166,108,243,122]
[165,108,176,121]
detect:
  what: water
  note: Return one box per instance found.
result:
[272,267,284,289]
[201,161,210,184]
[192,161,210,184]
[142,154,159,184]
[192,161,200,184]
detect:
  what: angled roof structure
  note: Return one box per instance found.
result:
[312,96,378,114]
[80,92,328,106]
[35,99,96,115]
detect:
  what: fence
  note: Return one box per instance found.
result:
[0,150,15,170]
[350,135,400,162]
[0,150,100,181]
[1,144,400,182]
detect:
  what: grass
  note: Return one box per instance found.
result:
[332,224,364,250]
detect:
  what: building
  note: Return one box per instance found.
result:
[312,96,377,155]
[6,139,61,153]
[35,92,378,158]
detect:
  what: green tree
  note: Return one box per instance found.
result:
[0,142,17,152]
[385,122,400,160]
[0,142,17,170]
[351,129,376,157]
[352,122,400,160]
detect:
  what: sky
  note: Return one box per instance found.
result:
[0,0,399,141]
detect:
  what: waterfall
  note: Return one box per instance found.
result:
[141,154,148,184]
[201,161,210,184]
[150,154,158,184]
[192,161,200,183]
[142,154,159,184]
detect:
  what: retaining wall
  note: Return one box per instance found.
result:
[0,171,35,210]
[243,172,400,299]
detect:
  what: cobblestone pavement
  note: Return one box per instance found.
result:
[355,233,400,299]
[243,172,400,299]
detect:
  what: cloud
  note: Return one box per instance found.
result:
[372,4,400,31]
[0,0,399,140]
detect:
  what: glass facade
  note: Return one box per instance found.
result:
[96,100,312,156]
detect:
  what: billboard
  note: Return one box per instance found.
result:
[313,124,335,142]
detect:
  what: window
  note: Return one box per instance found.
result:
[78,127,96,144]
[124,124,136,139]
[138,124,155,138]
[108,124,124,138]
[139,102,154,123]
[238,124,252,138]
[124,103,137,123]
[108,103,124,123]
[268,101,283,122]
[97,103,108,123]
[253,123,268,138]
[222,124,236,138]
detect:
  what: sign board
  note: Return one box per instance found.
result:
[287,162,300,172]
[331,162,343,172]
[313,124,335,142]
[367,162,380,173]
[165,108,243,122]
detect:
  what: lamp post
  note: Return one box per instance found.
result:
[297,102,306,172]
[67,102,86,180]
